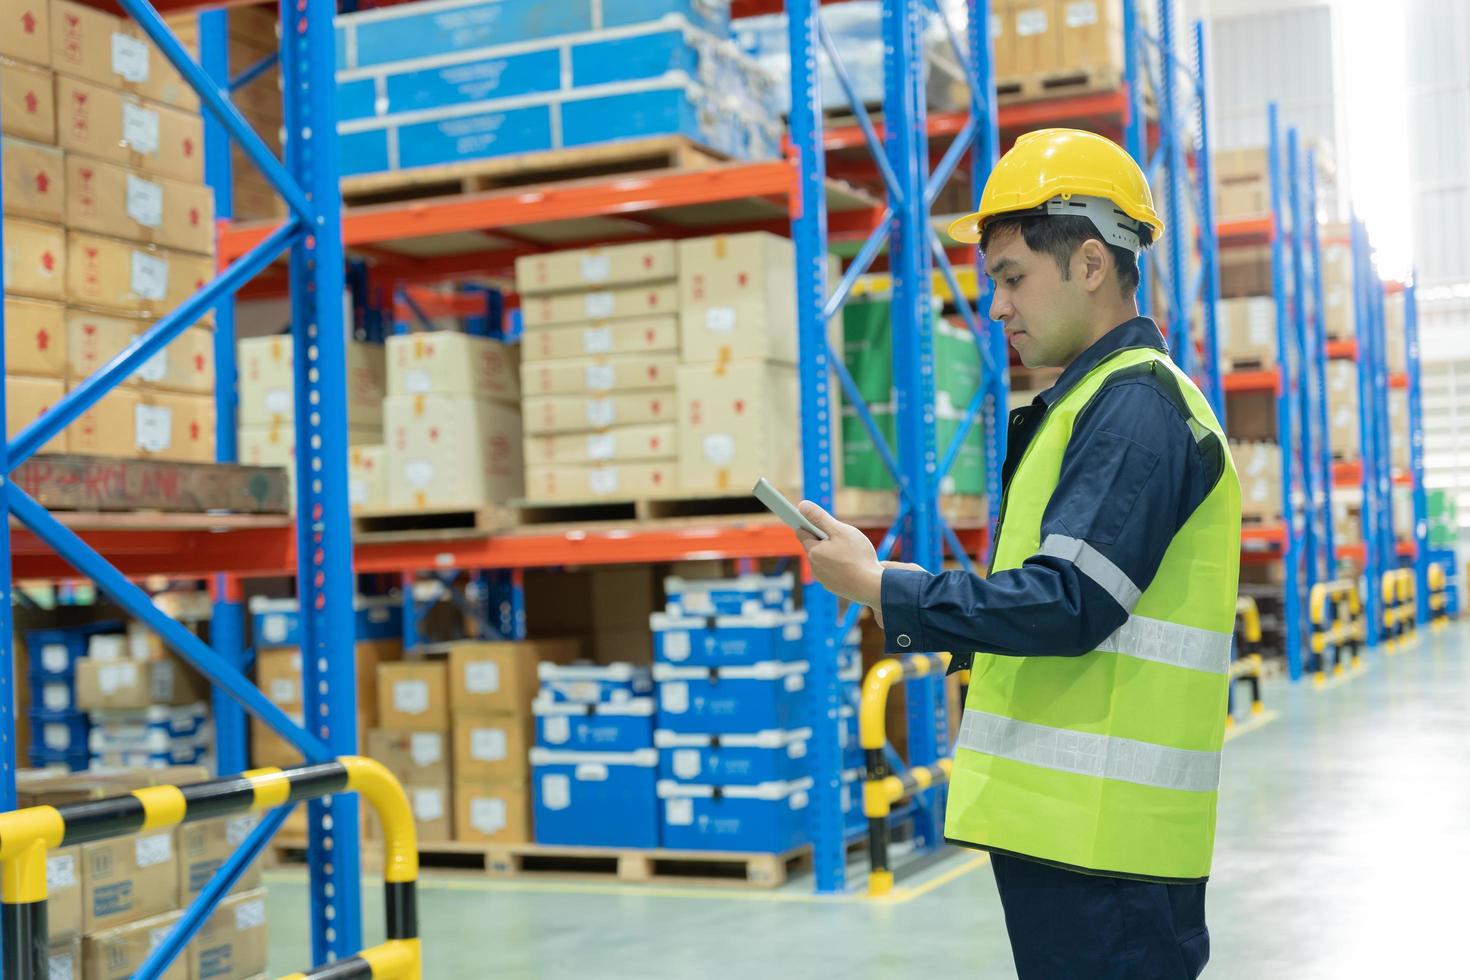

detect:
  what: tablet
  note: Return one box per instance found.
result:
[752,478,828,540]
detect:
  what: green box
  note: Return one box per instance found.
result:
[841,405,986,495]
[841,299,983,407]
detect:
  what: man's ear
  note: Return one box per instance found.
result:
[1077,239,1110,293]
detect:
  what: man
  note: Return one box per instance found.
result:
[797,129,1241,979]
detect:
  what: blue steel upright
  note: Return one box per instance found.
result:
[784,0,846,894]
[1192,20,1225,423]
[1305,153,1336,576]
[1156,0,1191,378]
[1351,219,1384,647]
[1123,0,1151,317]
[1405,280,1430,622]
[277,0,364,960]
[0,83,11,817]
[1285,131,1321,597]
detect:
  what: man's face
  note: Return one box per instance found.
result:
[984,226,1092,370]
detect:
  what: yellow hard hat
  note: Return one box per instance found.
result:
[948,129,1165,247]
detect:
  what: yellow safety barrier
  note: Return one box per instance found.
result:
[0,758,421,980]
[1307,579,1364,683]
[1380,568,1417,651]
[1228,596,1264,725]
[1427,562,1451,630]
[860,651,960,898]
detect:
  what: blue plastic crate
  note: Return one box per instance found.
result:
[570,23,709,89]
[560,82,739,155]
[28,747,89,772]
[29,674,76,713]
[650,610,804,666]
[28,711,91,754]
[344,47,563,123]
[652,661,808,735]
[533,696,655,752]
[657,777,812,852]
[24,622,124,678]
[91,746,209,770]
[538,662,653,705]
[654,727,811,785]
[662,573,794,617]
[530,748,660,848]
[339,0,595,71]
[250,596,402,649]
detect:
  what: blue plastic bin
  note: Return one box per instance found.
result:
[24,622,124,678]
[530,748,660,848]
[538,662,653,705]
[657,777,813,852]
[250,596,401,649]
[652,661,808,735]
[533,696,655,752]
[29,674,75,713]
[654,727,811,785]
[29,710,91,754]
[650,610,804,666]
[662,573,794,617]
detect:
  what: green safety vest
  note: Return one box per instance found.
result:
[944,345,1241,882]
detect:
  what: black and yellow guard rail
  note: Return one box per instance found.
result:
[1427,562,1451,630]
[1380,568,1417,651]
[1229,596,1265,723]
[0,757,421,980]
[1308,579,1364,683]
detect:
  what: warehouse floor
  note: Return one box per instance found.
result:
[262,621,1469,978]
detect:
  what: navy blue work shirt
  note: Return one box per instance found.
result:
[880,317,1222,666]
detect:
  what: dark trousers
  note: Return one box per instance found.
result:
[990,853,1210,979]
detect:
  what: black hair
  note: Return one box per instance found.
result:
[979,213,1154,297]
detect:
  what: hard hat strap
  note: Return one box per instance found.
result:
[1035,194,1146,254]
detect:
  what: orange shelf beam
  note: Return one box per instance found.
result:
[1241,524,1286,547]
[1390,373,1409,389]
[1223,369,1280,394]
[1334,460,1361,486]
[1337,540,1416,564]
[1326,340,1357,360]
[1216,216,1275,246]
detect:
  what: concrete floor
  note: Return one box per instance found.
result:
[263,621,1470,978]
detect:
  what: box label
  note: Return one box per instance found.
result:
[542,716,569,744]
[470,797,506,834]
[404,369,431,394]
[130,251,169,301]
[93,881,132,917]
[268,679,296,703]
[235,898,267,931]
[409,732,442,766]
[125,174,164,228]
[43,684,70,711]
[48,951,73,980]
[579,255,609,282]
[135,404,173,452]
[704,307,736,333]
[470,728,508,761]
[1065,1,1099,27]
[111,33,151,82]
[350,478,368,506]
[411,788,444,821]
[585,399,616,427]
[541,773,570,810]
[661,632,690,661]
[582,327,611,354]
[584,292,614,318]
[702,434,735,465]
[585,364,614,391]
[122,102,160,154]
[264,388,292,415]
[661,681,689,713]
[43,724,70,750]
[99,661,137,695]
[588,468,619,496]
[135,349,168,383]
[587,433,615,461]
[46,853,76,890]
[464,661,500,694]
[135,833,172,867]
[42,643,69,673]
[405,459,434,489]
[150,660,176,701]
[393,679,430,714]
[673,749,701,779]
[665,798,693,826]
[227,815,259,847]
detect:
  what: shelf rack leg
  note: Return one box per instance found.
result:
[1406,280,1430,622]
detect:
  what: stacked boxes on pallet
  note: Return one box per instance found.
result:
[650,574,818,853]
[383,329,523,510]
[332,0,781,178]
[374,659,454,842]
[517,241,682,502]
[530,660,658,847]
[75,627,212,768]
[23,621,120,770]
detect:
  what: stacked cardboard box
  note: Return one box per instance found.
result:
[372,660,454,842]
[1318,225,1355,341]
[1326,361,1359,458]
[1388,388,1410,472]
[1230,440,1283,524]
[383,330,523,510]
[1218,297,1277,370]
[517,241,681,502]
[1384,292,1408,375]
[991,2,1123,83]
[675,232,802,496]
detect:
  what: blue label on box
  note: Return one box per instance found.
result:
[345,0,596,70]
[397,104,555,170]
[385,47,563,117]
[93,881,133,918]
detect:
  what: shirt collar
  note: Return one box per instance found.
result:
[1034,317,1169,408]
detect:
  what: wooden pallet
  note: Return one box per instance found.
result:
[511,489,795,529]
[1224,354,1276,373]
[835,488,988,527]
[1240,512,1282,528]
[351,505,517,539]
[340,136,728,207]
[996,66,1127,104]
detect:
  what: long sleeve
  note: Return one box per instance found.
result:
[879,377,1218,660]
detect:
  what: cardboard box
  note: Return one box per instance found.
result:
[3,137,64,221]
[377,660,449,731]
[447,639,580,715]
[135,391,215,462]
[525,422,677,467]
[1,57,54,143]
[238,334,386,428]
[1389,389,1409,470]
[1230,440,1282,522]
[521,282,679,329]
[83,909,188,980]
[5,374,66,451]
[49,939,81,980]
[65,156,215,255]
[453,780,530,845]
[47,845,83,940]
[56,76,204,183]
[522,390,678,435]
[0,0,50,66]
[992,0,1015,79]
[525,462,679,501]
[521,316,679,363]
[66,383,140,457]
[66,308,137,384]
[249,638,402,768]
[385,330,519,401]
[75,655,207,709]
[5,218,66,300]
[1220,297,1277,367]
[401,781,453,843]
[238,422,381,466]
[1322,283,1354,340]
[1215,180,1269,219]
[190,888,268,980]
[365,728,450,787]
[677,361,800,495]
[1057,0,1123,71]
[1011,4,1056,76]
[521,353,678,397]
[1224,390,1276,442]
[81,830,179,933]
[384,394,523,509]
[350,444,388,510]
[677,233,796,364]
[139,323,215,394]
[5,296,65,377]
[514,241,677,295]
[51,1,197,111]
[1219,246,1272,298]
[66,233,214,318]
[177,815,264,902]
[453,713,532,783]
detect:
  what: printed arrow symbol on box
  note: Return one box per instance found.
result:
[21,11,35,33]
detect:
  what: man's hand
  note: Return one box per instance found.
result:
[795,501,883,613]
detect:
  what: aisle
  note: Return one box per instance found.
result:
[262,621,1469,978]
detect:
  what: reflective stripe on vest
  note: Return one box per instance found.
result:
[957,709,1222,793]
[1096,614,1233,675]
[1036,534,1142,611]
